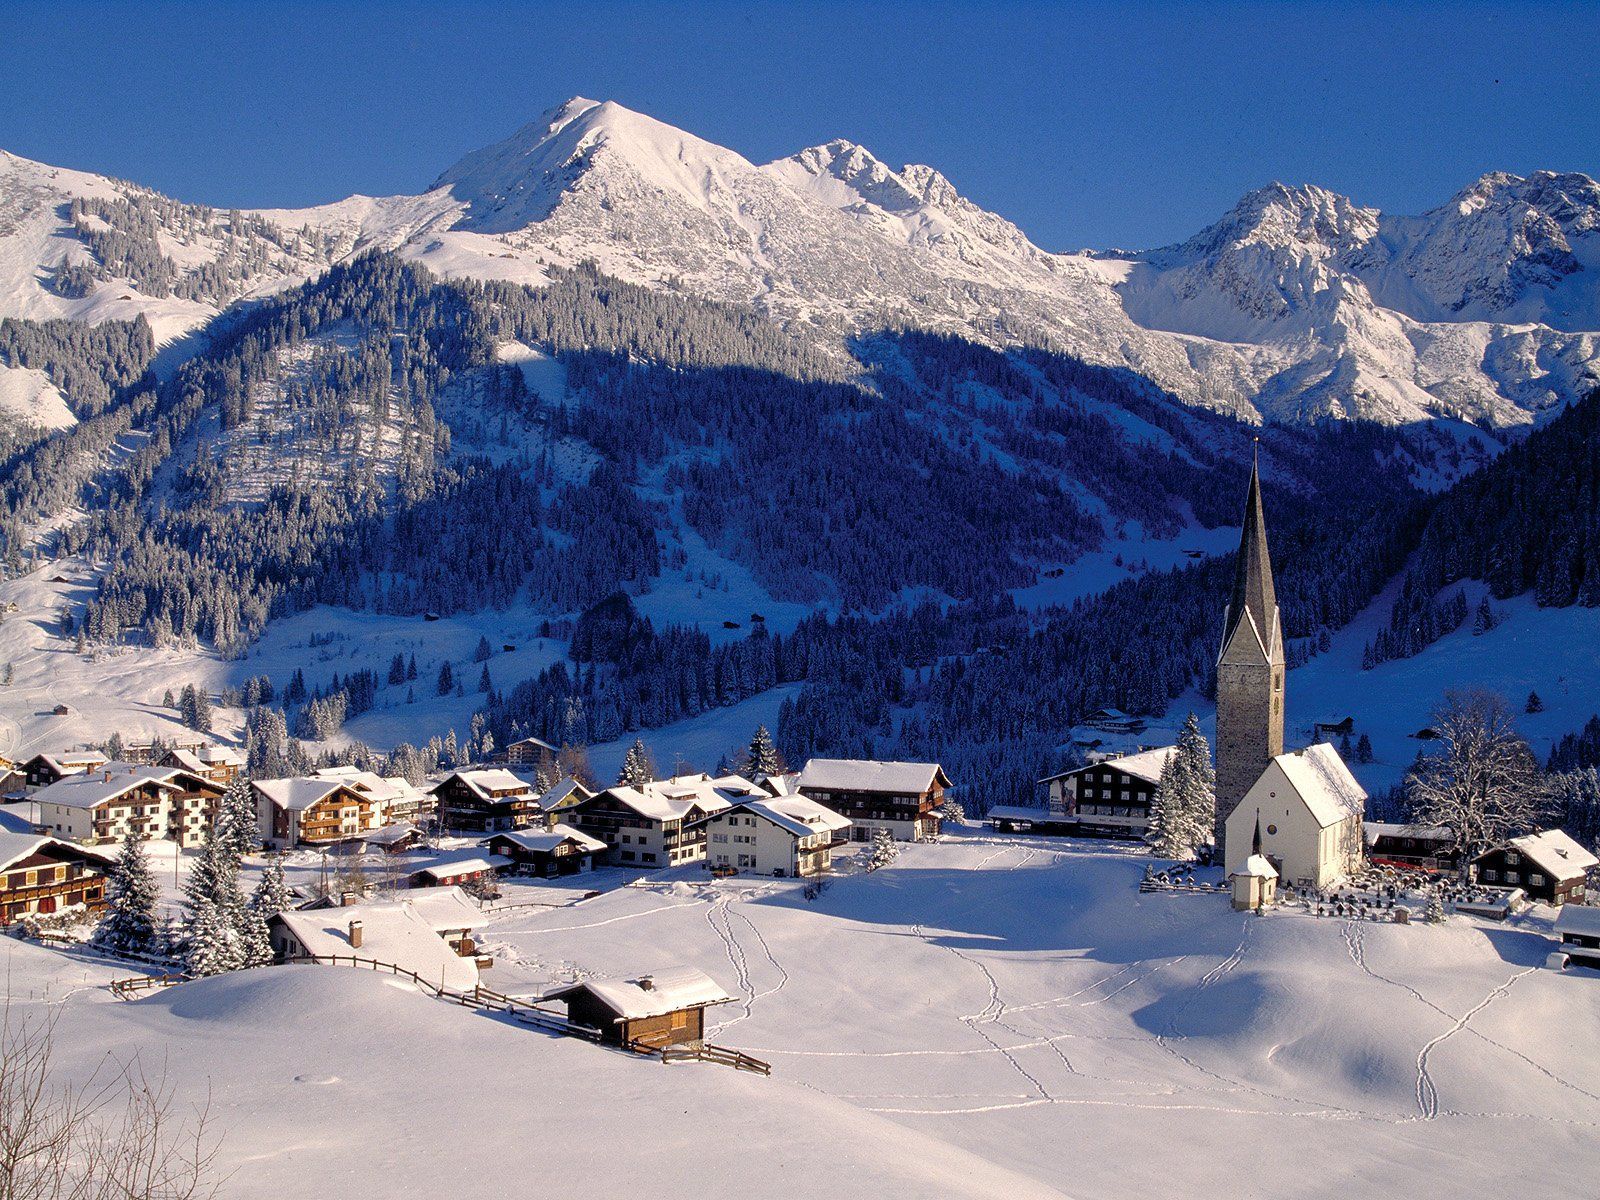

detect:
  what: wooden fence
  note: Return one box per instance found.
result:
[658,1042,772,1076]
[109,973,189,999]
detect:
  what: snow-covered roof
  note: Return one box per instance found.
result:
[1504,829,1599,879]
[1272,744,1366,829]
[400,886,488,932]
[987,805,1049,822]
[1235,854,1279,879]
[255,777,359,813]
[31,764,183,810]
[411,852,509,881]
[359,822,419,846]
[1100,745,1178,786]
[798,759,951,795]
[198,745,245,768]
[602,775,749,822]
[492,824,607,854]
[1555,905,1600,938]
[163,748,210,774]
[549,966,735,1021]
[1364,822,1453,845]
[533,776,592,811]
[0,830,112,873]
[725,795,851,840]
[507,734,557,752]
[314,767,426,807]
[436,768,534,801]
[29,751,107,776]
[273,901,479,991]
[756,772,801,797]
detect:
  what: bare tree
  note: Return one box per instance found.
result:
[1406,689,1548,871]
[0,1000,223,1199]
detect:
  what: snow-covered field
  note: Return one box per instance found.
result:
[9,830,1597,1199]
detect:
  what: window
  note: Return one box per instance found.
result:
[1266,824,1277,836]
[1506,852,1520,865]
[1484,869,1498,882]
[1529,873,1545,887]
[1505,871,1520,884]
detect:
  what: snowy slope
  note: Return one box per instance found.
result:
[5,102,1598,425]
[0,363,75,430]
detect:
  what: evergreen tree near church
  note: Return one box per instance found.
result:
[744,725,784,777]
[1146,713,1216,860]
[617,738,654,787]
[97,831,160,956]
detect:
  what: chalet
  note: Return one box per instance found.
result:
[544,966,734,1049]
[22,750,107,790]
[356,822,423,854]
[32,765,201,846]
[407,852,509,890]
[568,774,753,868]
[487,825,607,876]
[796,759,950,843]
[268,887,487,991]
[160,744,245,785]
[1473,830,1597,906]
[701,795,851,877]
[254,778,381,849]
[1082,708,1148,736]
[1035,746,1177,840]
[504,735,558,765]
[1226,743,1365,890]
[1552,905,1600,971]
[432,768,539,833]
[532,776,594,823]
[1364,822,1458,873]
[0,815,114,925]
[313,766,434,826]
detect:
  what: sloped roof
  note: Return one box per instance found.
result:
[29,751,107,776]
[254,777,357,813]
[314,767,426,807]
[601,775,747,822]
[436,768,534,801]
[411,852,510,880]
[492,823,606,854]
[163,748,210,774]
[32,764,183,810]
[1505,829,1599,879]
[1364,822,1453,845]
[0,829,113,873]
[548,966,734,1021]
[1220,455,1280,666]
[1555,905,1600,938]
[798,759,951,794]
[273,902,478,991]
[1236,853,1279,879]
[534,776,593,810]
[399,886,487,932]
[1272,743,1366,829]
[727,795,850,840]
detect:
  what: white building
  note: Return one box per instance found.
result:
[32,763,223,847]
[569,774,758,868]
[1225,743,1365,890]
[703,794,852,878]
[313,766,435,826]
[268,887,487,992]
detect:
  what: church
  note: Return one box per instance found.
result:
[1216,451,1365,890]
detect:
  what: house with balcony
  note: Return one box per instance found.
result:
[160,744,245,785]
[0,816,115,925]
[254,777,381,849]
[568,774,756,868]
[21,750,108,790]
[796,759,950,843]
[701,794,851,877]
[432,768,540,833]
[32,766,187,845]
[313,766,435,827]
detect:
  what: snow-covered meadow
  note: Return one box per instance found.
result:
[9,830,1598,1200]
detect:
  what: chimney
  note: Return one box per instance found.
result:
[348,920,363,949]
[637,976,654,991]
[103,770,111,783]
[341,891,359,907]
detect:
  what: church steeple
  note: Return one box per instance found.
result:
[1214,441,1287,863]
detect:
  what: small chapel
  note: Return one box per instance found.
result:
[1216,450,1365,891]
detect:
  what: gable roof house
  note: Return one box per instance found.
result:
[504,734,558,765]
[487,824,607,876]
[1552,905,1600,971]
[32,765,191,846]
[797,759,951,843]
[160,744,245,784]
[1226,743,1366,890]
[543,966,734,1049]
[407,851,511,891]
[432,769,540,834]
[1034,746,1178,840]
[268,888,487,992]
[532,776,595,822]
[1474,830,1597,906]
[22,750,108,790]
[313,766,435,826]
[0,823,114,925]
[702,795,851,878]
[253,778,382,849]
[568,774,754,868]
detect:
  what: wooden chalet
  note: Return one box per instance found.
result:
[532,776,595,823]
[432,769,539,834]
[21,750,108,790]
[796,759,950,843]
[504,735,558,766]
[0,814,114,925]
[407,852,510,890]
[1553,905,1600,971]
[1035,746,1177,841]
[159,744,245,785]
[1473,830,1597,906]
[568,774,752,868]
[1364,822,1458,873]
[487,824,607,876]
[254,778,381,849]
[544,966,734,1049]
[314,766,434,827]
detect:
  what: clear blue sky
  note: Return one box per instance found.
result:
[2,0,1595,250]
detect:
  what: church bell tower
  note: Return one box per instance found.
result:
[1214,445,1285,857]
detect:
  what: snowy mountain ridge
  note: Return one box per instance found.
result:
[2,98,1598,427]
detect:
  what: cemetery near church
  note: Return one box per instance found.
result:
[4,460,1598,1198]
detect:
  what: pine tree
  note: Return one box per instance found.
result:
[238,903,274,968]
[474,635,492,663]
[1355,733,1375,764]
[215,777,259,861]
[437,661,454,696]
[745,725,784,777]
[406,653,418,681]
[478,664,492,693]
[868,826,899,871]
[249,854,293,919]
[388,653,406,686]
[617,738,654,787]
[1145,754,1186,860]
[1526,691,1545,714]
[97,831,160,955]
[184,899,240,977]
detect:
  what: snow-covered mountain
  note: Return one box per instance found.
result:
[3,99,1598,427]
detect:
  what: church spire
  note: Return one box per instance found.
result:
[1220,439,1279,662]
[1252,809,1263,857]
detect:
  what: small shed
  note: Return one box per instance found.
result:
[408,852,510,890]
[1552,905,1600,971]
[1231,854,1279,911]
[544,967,734,1049]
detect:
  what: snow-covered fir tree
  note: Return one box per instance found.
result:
[249,854,293,919]
[216,777,259,861]
[185,898,241,976]
[744,725,784,777]
[618,738,655,787]
[97,831,160,956]
[868,826,899,871]
[1146,713,1214,859]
